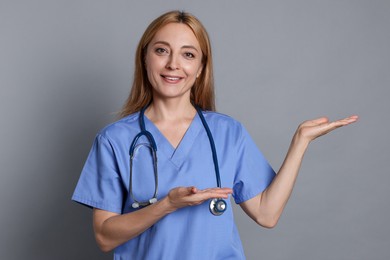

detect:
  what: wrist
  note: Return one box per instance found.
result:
[159,196,178,214]
[291,132,310,151]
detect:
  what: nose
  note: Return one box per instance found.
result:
[166,53,180,70]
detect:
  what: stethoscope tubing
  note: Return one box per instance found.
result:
[129,105,226,215]
[195,106,222,188]
[129,106,159,208]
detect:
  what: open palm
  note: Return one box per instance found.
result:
[297,115,359,143]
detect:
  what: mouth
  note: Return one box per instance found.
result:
[161,75,183,83]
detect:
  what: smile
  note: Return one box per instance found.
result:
[161,75,183,83]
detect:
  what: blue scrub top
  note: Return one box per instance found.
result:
[72,111,275,260]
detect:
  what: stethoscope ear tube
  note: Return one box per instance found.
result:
[132,198,158,209]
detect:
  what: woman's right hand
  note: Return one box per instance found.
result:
[93,186,232,252]
[166,186,233,210]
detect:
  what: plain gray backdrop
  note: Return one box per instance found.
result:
[1,1,389,259]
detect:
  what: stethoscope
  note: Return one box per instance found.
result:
[129,105,227,216]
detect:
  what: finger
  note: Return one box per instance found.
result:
[190,193,229,202]
[338,115,359,124]
[216,187,233,194]
[174,186,198,196]
[199,187,233,194]
[311,117,329,125]
[302,117,329,127]
[190,186,198,194]
[196,189,233,199]
[329,115,359,129]
[187,187,231,195]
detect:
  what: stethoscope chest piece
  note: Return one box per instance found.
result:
[209,198,227,216]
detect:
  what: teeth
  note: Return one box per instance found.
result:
[165,76,180,80]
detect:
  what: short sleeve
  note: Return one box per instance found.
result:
[232,125,275,204]
[72,134,124,214]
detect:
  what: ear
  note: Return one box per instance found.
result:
[144,56,147,70]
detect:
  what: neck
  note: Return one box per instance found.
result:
[145,98,196,122]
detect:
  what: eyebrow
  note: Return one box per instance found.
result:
[152,41,200,53]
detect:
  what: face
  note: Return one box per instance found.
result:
[144,23,203,102]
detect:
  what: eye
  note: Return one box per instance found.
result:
[184,52,195,59]
[155,47,168,55]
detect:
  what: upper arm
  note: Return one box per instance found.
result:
[231,124,275,204]
[72,134,125,214]
[238,192,263,225]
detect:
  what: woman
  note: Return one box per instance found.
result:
[72,10,358,259]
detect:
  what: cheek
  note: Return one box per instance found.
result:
[183,63,203,77]
[145,56,157,72]
[145,58,163,81]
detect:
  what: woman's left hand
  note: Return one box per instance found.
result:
[241,114,359,228]
[295,115,359,144]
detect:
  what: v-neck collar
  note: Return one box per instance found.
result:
[142,112,202,168]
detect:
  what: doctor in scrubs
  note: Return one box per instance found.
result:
[72,10,358,259]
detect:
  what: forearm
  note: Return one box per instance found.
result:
[241,115,357,227]
[94,197,176,252]
[94,186,232,252]
[259,134,309,224]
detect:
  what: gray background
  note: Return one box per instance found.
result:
[1,0,389,259]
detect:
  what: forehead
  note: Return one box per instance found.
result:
[150,23,201,49]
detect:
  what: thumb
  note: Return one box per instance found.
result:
[177,186,197,196]
[190,186,198,194]
[306,117,329,126]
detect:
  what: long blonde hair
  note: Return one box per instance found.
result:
[119,10,215,118]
